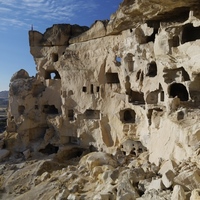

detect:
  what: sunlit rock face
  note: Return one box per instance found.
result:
[2,0,200,199]
[6,0,200,166]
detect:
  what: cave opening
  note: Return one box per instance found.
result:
[169,83,189,101]
[68,109,74,121]
[69,137,80,145]
[43,105,59,114]
[106,73,120,84]
[146,91,158,104]
[177,111,184,120]
[115,56,121,64]
[91,84,94,94]
[45,70,61,80]
[182,23,200,44]
[84,109,100,119]
[35,105,39,110]
[146,61,157,77]
[129,91,145,105]
[163,67,190,83]
[82,86,87,92]
[120,109,136,123]
[136,70,141,81]
[160,91,164,102]
[52,53,58,62]
[39,144,59,155]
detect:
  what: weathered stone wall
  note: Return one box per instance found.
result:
[6,0,200,166]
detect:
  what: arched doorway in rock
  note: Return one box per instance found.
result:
[169,83,189,101]
[45,70,61,80]
[120,109,136,123]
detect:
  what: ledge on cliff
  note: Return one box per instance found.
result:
[107,0,200,34]
[69,20,109,44]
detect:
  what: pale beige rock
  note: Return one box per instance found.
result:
[148,178,165,191]
[118,193,136,200]
[69,20,108,44]
[116,168,140,199]
[97,165,116,184]
[3,0,200,199]
[40,172,50,182]
[56,189,69,200]
[171,185,186,200]
[80,152,117,170]
[8,11,200,165]
[190,189,200,200]
[161,170,175,188]
[159,160,177,175]
[136,189,172,200]
[174,170,200,191]
[191,149,200,169]
[67,194,80,200]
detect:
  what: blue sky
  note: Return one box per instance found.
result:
[0,0,122,91]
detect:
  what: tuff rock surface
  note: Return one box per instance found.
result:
[1,0,200,199]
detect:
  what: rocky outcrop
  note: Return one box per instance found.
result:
[29,24,89,47]
[10,8,200,164]
[1,0,200,199]
[107,0,200,34]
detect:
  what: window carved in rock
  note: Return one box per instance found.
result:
[106,73,120,84]
[120,109,136,123]
[84,109,100,119]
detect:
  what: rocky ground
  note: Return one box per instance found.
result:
[0,142,199,200]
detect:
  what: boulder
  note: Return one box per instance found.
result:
[79,152,117,170]
[161,170,175,188]
[0,149,10,161]
[137,189,171,200]
[147,178,165,191]
[190,189,200,200]
[174,169,200,191]
[171,185,186,200]
[159,160,177,175]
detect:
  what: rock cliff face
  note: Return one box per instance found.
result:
[1,0,200,199]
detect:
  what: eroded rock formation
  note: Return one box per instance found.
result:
[0,0,200,199]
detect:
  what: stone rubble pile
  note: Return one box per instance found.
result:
[0,149,199,199]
